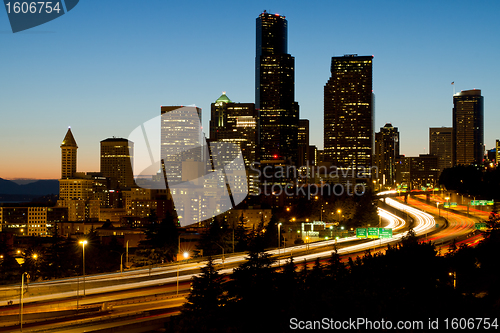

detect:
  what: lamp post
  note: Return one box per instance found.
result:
[337,209,341,224]
[79,240,87,296]
[215,243,225,268]
[277,223,282,266]
[19,272,29,332]
[177,251,189,295]
[436,202,441,217]
[445,197,450,221]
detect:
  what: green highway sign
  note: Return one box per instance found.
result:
[475,222,487,230]
[356,228,367,238]
[471,200,490,206]
[379,228,393,239]
[443,203,450,208]
[450,202,457,207]
[367,227,379,239]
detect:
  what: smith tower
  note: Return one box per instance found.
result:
[324,55,374,172]
[60,127,77,179]
[256,11,299,163]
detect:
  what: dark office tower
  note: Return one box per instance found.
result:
[256,11,299,163]
[429,127,453,173]
[61,127,77,179]
[100,138,135,189]
[453,90,484,166]
[298,119,309,167]
[374,123,399,187]
[324,55,374,172]
[209,92,257,167]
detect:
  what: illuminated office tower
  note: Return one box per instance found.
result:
[209,92,257,166]
[375,123,399,186]
[298,119,309,167]
[161,106,203,185]
[429,127,453,173]
[324,54,374,173]
[209,92,258,194]
[256,11,299,163]
[100,138,135,189]
[61,127,77,179]
[452,89,484,166]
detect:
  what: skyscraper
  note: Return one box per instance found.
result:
[324,55,374,174]
[61,127,77,179]
[298,119,309,167]
[256,11,299,163]
[161,106,203,184]
[452,89,484,166]
[375,123,399,187]
[429,127,453,173]
[209,92,257,167]
[100,138,135,189]
[210,93,258,194]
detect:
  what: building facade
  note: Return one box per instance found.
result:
[453,89,484,166]
[375,123,399,188]
[429,127,453,173]
[324,54,374,179]
[100,138,135,189]
[256,11,299,163]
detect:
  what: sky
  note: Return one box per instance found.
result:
[1,0,500,179]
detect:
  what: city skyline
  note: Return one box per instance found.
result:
[2,1,500,179]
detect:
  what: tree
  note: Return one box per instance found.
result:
[183,257,225,313]
[141,211,179,263]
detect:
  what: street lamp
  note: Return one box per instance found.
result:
[436,202,441,217]
[277,223,282,266]
[215,243,225,267]
[445,197,450,221]
[79,240,87,296]
[337,209,341,223]
[177,251,189,295]
[19,272,29,332]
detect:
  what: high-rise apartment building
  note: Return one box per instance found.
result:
[429,127,453,173]
[375,123,399,187]
[61,127,77,179]
[324,55,374,174]
[100,138,135,189]
[453,89,484,166]
[256,11,299,163]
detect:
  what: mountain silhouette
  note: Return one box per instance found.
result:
[0,178,59,196]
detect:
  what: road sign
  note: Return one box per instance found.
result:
[379,228,393,238]
[450,202,457,207]
[356,228,367,238]
[367,227,379,239]
[443,203,450,208]
[475,222,487,230]
[471,200,490,206]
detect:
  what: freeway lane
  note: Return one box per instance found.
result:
[403,196,481,253]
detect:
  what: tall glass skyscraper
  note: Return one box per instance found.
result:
[452,89,484,166]
[255,11,299,163]
[324,54,374,173]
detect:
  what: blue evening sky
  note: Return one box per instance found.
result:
[1,0,499,179]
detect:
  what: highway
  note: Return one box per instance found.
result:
[2,195,485,332]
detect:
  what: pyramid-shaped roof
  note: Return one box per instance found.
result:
[61,127,78,148]
[215,92,232,104]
